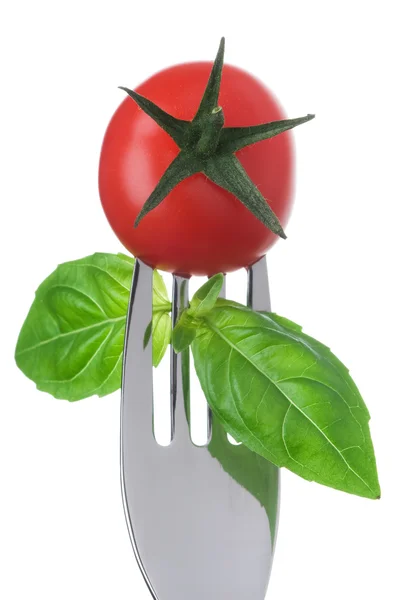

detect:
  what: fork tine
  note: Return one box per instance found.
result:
[121,259,154,450]
[247,255,271,312]
[188,350,212,445]
[171,275,191,440]
[188,274,226,446]
[219,274,226,298]
[153,344,173,446]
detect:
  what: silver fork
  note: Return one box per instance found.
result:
[121,256,280,599]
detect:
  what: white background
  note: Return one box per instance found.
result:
[1,1,398,598]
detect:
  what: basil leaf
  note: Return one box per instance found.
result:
[145,269,173,366]
[172,312,198,353]
[191,300,380,499]
[151,311,172,367]
[15,253,171,400]
[188,273,224,317]
[153,268,170,308]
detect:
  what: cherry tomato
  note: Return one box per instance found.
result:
[99,62,294,276]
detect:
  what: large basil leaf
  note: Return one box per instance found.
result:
[191,299,380,499]
[15,253,171,400]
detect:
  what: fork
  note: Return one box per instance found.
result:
[120,255,280,599]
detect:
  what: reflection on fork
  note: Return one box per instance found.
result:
[121,256,279,600]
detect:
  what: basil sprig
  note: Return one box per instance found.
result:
[15,253,171,400]
[15,262,380,499]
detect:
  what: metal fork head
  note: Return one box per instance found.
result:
[121,257,279,600]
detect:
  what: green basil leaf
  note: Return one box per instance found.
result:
[172,274,224,352]
[152,311,172,367]
[153,268,171,308]
[15,253,171,400]
[143,269,172,366]
[188,273,224,317]
[191,300,380,499]
[172,312,198,353]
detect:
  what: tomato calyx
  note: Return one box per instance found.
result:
[119,38,314,238]
[194,106,225,157]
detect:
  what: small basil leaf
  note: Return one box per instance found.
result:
[192,300,380,499]
[188,273,224,317]
[145,269,172,366]
[153,269,171,309]
[172,312,198,353]
[152,311,172,367]
[143,313,172,366]
[15,253,171,400]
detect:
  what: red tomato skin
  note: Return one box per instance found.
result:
[99,62,294,276]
